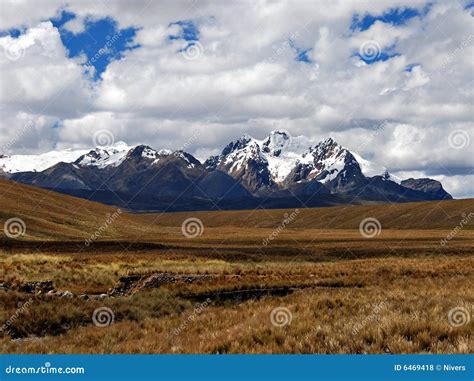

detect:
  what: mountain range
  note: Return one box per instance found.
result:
[0,131,452,211]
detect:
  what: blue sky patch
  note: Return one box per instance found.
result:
[51,11,139,81]
[355,42,400,64]
[289,39,313,64]
[351,5,431,32]
[168,20,199,41]
[296,49,312,63]
[0,28,23,38]
[358,51,400,64]
[404,63,419,72]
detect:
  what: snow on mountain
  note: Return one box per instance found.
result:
[3,132,452,204]
[173,150,200,168]
[206,131,394,186]
[0,140,188,175]
[1,132,397,187]
[352,152,401,184]
[299,137,351,184]
[208,131,316,183]
[223,136,268,172]
[76,141,132,169]
[0,141,137,173]
[261,131,313,182]
[0,148,90,174]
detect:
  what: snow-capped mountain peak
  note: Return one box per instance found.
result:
[300,139,351,183]
[204,130,401,192]
[261,130,291,156]
[76,141,133,169]
[223,138,267,172]
[2,132,452,203]
[172,150,201,168]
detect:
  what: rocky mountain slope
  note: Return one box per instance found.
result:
[204,131,448,202]
[9,144,250,201]
[1,131,452,211]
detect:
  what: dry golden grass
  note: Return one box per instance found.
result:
[1,255,472,354]
[1,178,473,243]
[0,178,153,240]
[0,179,472,354]
[139,198,474,230]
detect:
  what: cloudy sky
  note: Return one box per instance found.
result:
[0,0,472,197]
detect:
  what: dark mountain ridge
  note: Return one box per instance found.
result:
[2,131,452,211]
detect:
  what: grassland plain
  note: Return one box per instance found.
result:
[0,179,473,354]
